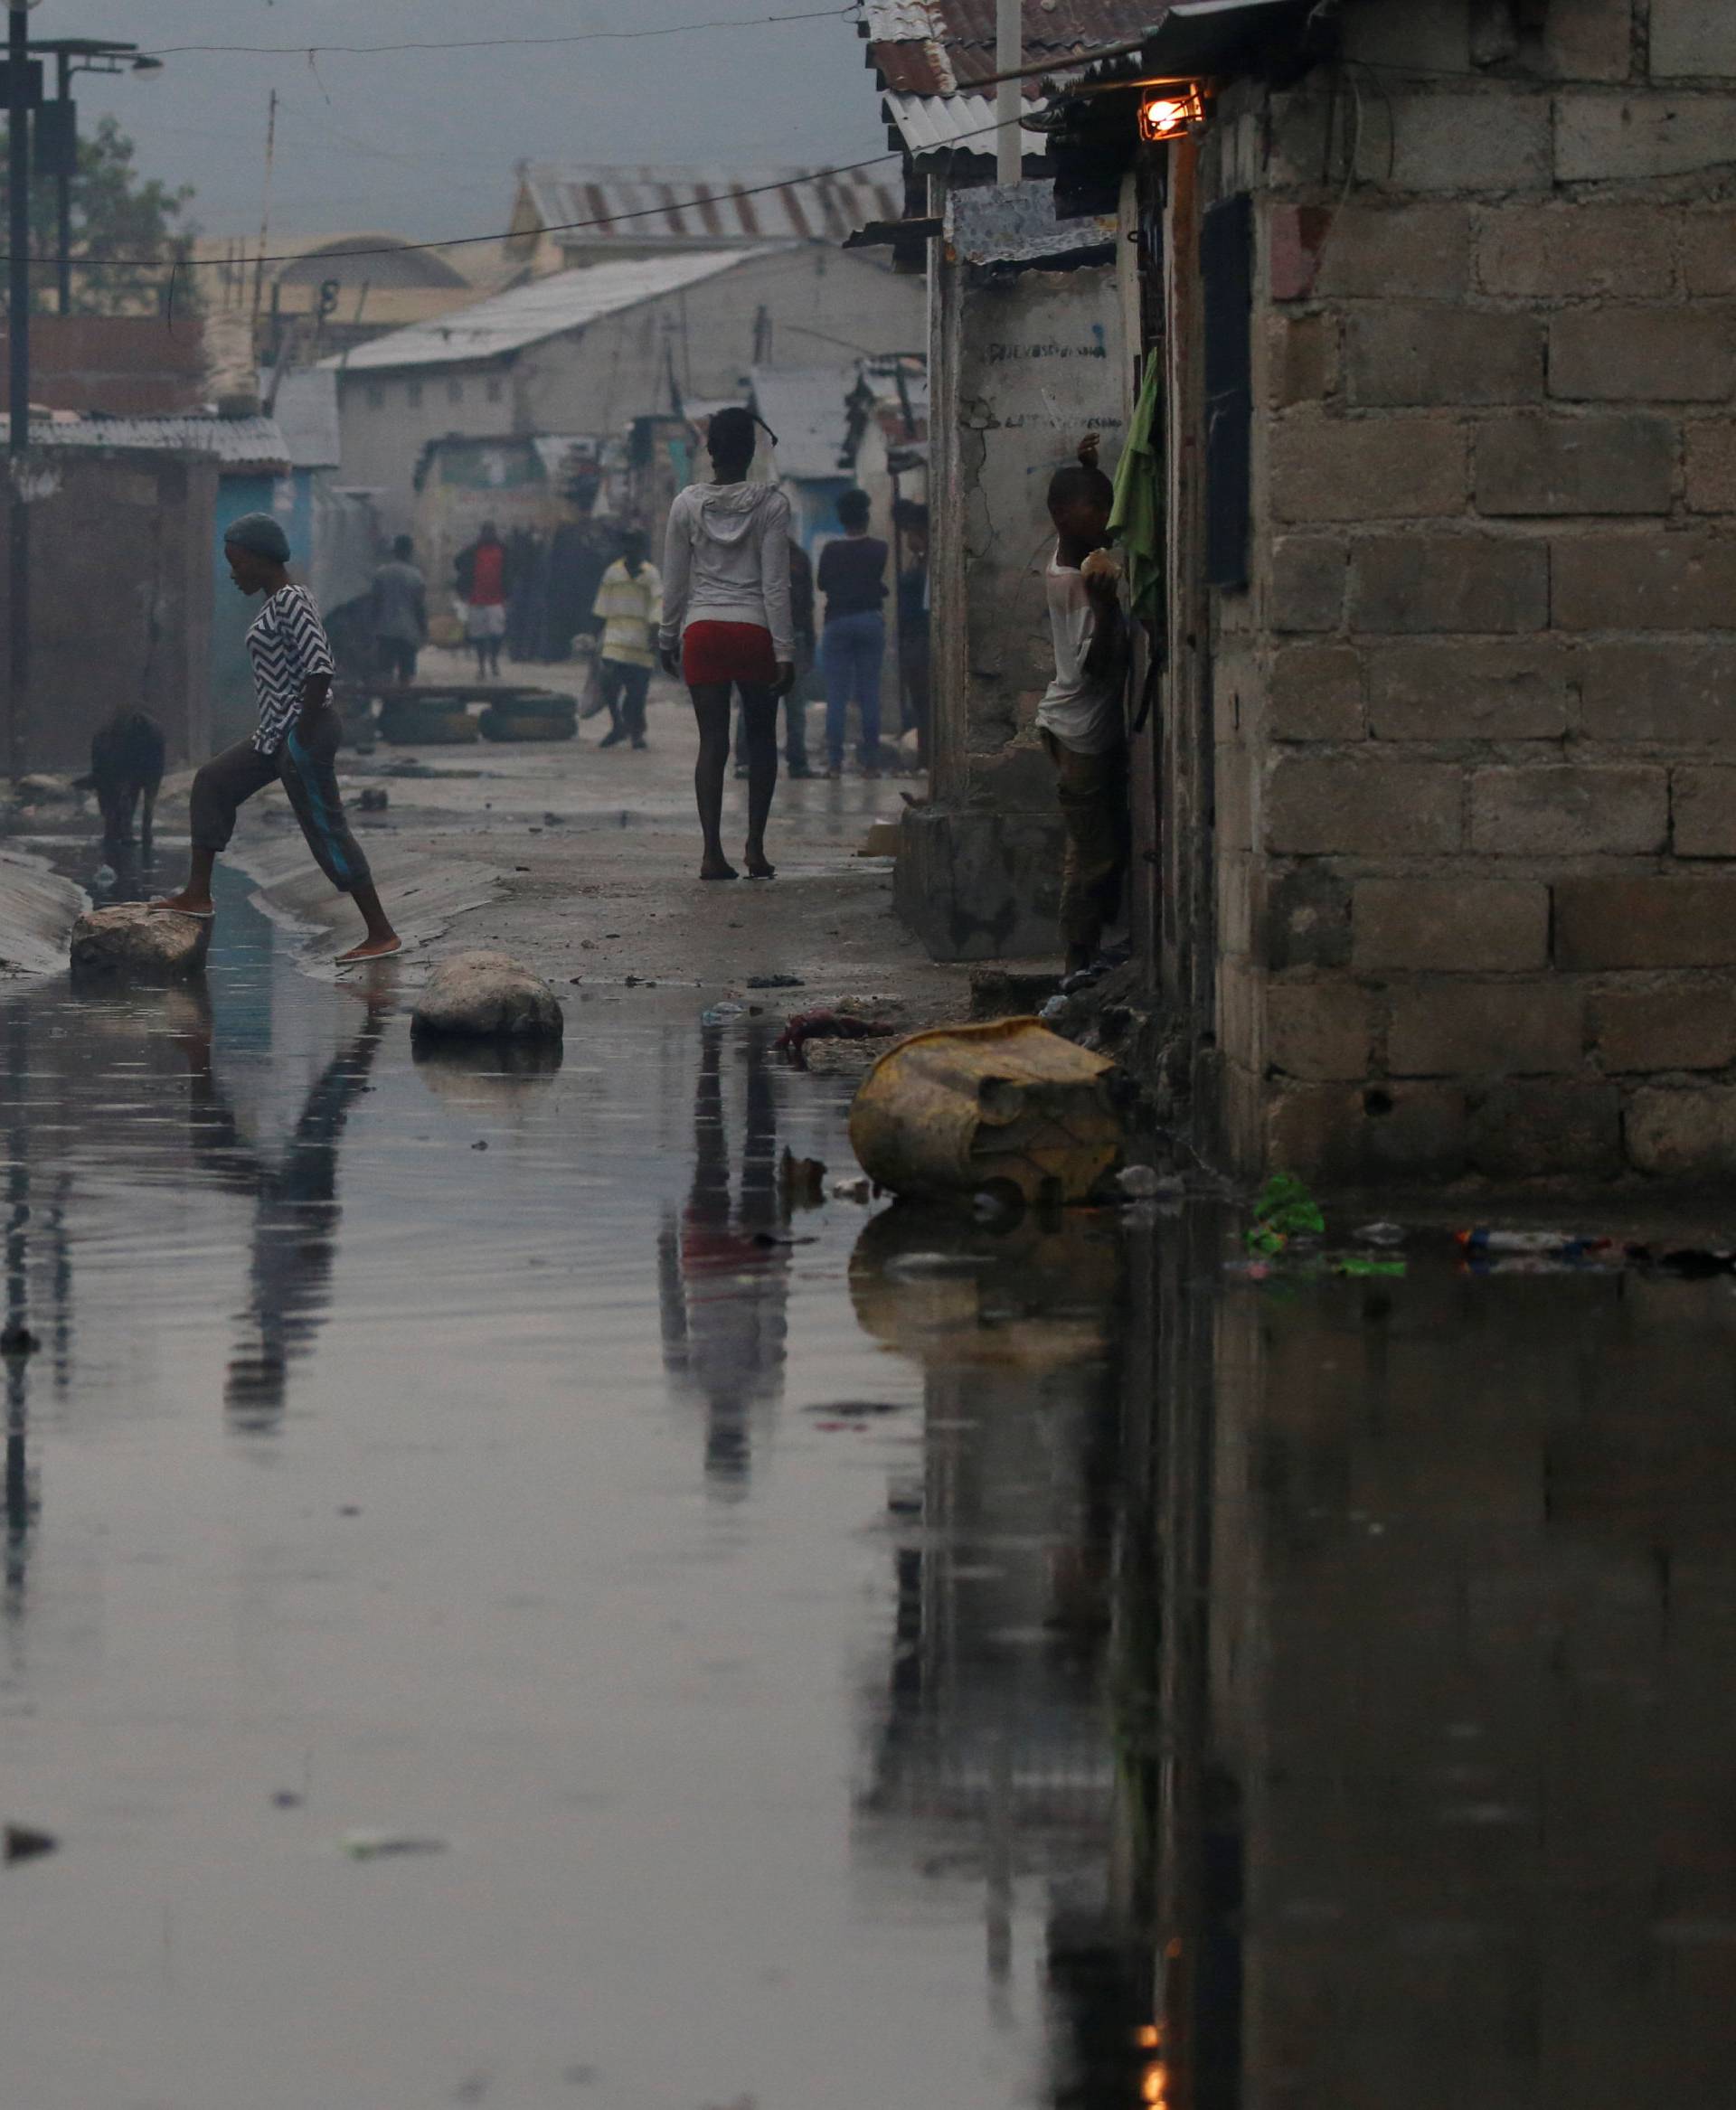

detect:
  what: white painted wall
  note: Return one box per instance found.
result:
[333,250,923,529]
[333,364,515,522]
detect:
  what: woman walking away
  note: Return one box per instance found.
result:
[591,528,662,750]
[1037,438,1130,977]
[155,514,401,965]
[660,407,794,881]
[817,488,888,777]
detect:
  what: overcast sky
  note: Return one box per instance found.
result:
[52,0,887,246]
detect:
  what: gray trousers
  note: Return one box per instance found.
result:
[190,713,372,895]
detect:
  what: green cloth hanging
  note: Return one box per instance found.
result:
[1109,356,1165,631]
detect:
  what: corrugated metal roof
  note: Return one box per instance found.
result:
[0,411,291,466]
[322,251,765,373]
[750,364,855,481]
[873,0,1156,83]
[946,176,1117,263]
[519,164,900,250]
[863,0,1157,160]
[882,90,1047,158]
[859,0,938,37]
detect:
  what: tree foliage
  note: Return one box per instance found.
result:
[0,115,194,313]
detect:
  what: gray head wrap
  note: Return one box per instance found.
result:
[223,512,291,562]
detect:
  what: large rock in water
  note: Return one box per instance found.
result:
[410,950,563,1042]
[70,903,210,980]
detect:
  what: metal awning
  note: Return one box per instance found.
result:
[1076,0,1314,86]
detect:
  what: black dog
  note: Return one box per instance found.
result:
[76,707,166,848]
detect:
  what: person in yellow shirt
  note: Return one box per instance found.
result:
[590,529,663,750]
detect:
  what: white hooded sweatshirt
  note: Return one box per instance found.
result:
[658,481,795,664]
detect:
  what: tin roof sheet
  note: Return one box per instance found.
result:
[322,251,766,373]
[0,410,291,466]
[945,176,1118,263]
[268,369,342,468]
[750,364,856,481]
[519,164,900,250]
[862,0,1157,160]
[882,90,1048,158]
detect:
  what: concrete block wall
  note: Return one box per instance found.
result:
[0,450,216,773]
[1207,0,1736,1182]
[911,224,1127,960]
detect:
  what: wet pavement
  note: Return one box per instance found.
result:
[4,859,1736,2106]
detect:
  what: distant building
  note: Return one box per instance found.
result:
[191,231,514,365]
[505,163,899,275]
[323,247,924,531]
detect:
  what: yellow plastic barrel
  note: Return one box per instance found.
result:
[847,1017,1122,1208]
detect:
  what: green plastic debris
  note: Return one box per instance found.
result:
[1332,1255,1407,1279]
[1245,1173,1326,1255]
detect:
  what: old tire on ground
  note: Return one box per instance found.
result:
[410,949,563,1043]
[478,707,576,743]
[70,904,211,981]
[378,699,478,745]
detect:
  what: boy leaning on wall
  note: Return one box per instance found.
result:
[1036,436,1131,978]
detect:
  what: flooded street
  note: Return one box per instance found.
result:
[0,866,1131,2110]
[3,862,1736,2107]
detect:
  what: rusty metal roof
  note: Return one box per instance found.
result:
[860,0,1158,161]
[516,164,901,252]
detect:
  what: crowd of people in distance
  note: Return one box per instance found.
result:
[135,405,1127,977]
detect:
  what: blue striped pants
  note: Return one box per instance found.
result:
[190,711,372,895]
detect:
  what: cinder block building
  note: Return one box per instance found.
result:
[1045,0,1736,1183]
[856,0,1153,961]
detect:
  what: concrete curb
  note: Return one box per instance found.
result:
[0,844,88,977]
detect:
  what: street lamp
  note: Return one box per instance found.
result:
[30,38,160,314]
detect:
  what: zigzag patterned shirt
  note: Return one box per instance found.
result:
[246,584,335,754]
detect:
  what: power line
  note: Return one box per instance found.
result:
[9,146,916,275]
[139,5,855,60]
[1,56,1102,275]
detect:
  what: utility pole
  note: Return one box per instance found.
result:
[7,0,33,786]
[52,49,66,311]
[995,0,1021,188]
[250,87,277,338]
[29,40,161,313]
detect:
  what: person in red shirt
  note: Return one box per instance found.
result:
[455,521,509,679]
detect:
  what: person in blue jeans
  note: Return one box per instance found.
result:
[817,489,888,777]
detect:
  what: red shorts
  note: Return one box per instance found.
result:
[682,620,777,687]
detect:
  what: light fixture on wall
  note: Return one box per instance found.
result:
[1136,80,1208,142]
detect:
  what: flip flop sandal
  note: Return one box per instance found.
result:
[335,938,404,965]
[150,903,215,919]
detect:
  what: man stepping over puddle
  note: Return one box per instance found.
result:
[155,513,401,964]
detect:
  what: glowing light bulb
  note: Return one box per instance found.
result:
[1137,82,1207,142]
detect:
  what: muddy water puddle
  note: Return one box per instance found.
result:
[0,869,1131,2110]
[5,863,1736,2107]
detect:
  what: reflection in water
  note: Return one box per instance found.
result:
[412,1036,563,1119]
[849,1204,1143,2097]
[5,1009,37,1621]
[2,846,1732,2106]
[1115,1214,1736,2110]
[658,1023,790,1492]
[174,991,389,1432]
